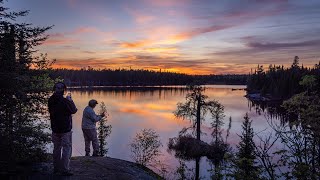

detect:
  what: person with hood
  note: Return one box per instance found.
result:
[82,99,105,156]
[48,82,77,176]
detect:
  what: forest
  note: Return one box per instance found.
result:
[247,56,320,100]
[48,68,248,86]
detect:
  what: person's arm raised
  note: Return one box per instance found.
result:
[88,108,102,122]
[65,99,78,114]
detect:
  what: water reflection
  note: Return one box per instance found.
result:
[67,85,277,178]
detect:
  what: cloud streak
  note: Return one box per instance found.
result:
[119,24,232,49]
[44,26,113,46]
[214,38,320,56]
[211,38,320,65]
[247,40,320,50]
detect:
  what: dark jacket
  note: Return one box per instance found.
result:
[48,92,77,133]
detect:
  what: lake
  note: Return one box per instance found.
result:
[59,85,279,179]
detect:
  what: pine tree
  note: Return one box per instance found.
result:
[233,113,260,180]
[0,0,54,169]
[292,56,299,68]
[174,85,223,141]
[97,102,112,157]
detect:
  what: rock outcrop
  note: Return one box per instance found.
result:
[7,156,161,180]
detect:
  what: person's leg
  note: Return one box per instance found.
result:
[61,131,72,174]
[91,129,99,156]
[52,133,62,173]
[82,129,91,156]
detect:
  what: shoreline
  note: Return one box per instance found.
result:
[66,84,247,90]
[245,92,283,103]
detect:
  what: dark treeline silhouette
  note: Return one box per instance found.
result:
[48,68,248,87]
[247,56,320,100]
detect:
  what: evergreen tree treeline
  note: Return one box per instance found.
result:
[49,69,248,87]
[247,56,320,99]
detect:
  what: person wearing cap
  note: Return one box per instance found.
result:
[82,99,105,156]
[48,82,77,176]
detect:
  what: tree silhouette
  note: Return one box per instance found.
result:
[247,56,320,99]
[233,113,260,179]
[277,75,320,178]
[130,129,162,166]
[97,102,112,157]
[292,56,299,68]
[173,85,229,180]
[0,0,54,169]
[174,85,223,141]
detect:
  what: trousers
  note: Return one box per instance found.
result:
[82,128,99,155]
[52,131,72,172]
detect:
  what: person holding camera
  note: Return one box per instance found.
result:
[82,99,105,156]
[48,82,77,176]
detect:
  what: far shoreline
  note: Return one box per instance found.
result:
[67,84,247,90]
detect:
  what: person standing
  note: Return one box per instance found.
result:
[82,99,105,156]
[48,82,77,176]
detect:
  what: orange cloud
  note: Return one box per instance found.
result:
[144,47,177,53]
[118,24,232,49]
[120,40,152,48]
[43,38,78,45]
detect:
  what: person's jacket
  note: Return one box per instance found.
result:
[48,92,77,133]
[81,106,102,129]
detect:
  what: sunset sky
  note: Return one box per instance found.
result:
[7,0,320,74]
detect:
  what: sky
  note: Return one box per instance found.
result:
[6,0,320,74]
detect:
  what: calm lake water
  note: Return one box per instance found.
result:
[56,85,279,179]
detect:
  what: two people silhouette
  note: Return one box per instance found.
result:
[48,82,105,176]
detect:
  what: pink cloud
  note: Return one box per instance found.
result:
[170,25,232,42]
[43,37,78,46]
[125,7,156,24]
[144,0,191,7]
[136,15,155,24]
[67,0,77,8]
[72,27,98,34]
[45,26,113,46]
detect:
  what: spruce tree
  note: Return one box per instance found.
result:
[233,113,260,180]
[0,0,54,170]
[97,102,112,157]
